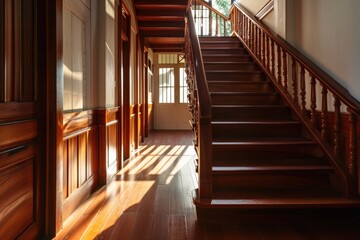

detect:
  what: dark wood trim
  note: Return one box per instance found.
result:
[0,0,5,101]
[134,38,139,150]
[115,0,124,170]
[122,3,131,160]
[4,0,13,102]
[39,0,64,236]
[144,49,149,137]
[255,0,274,20]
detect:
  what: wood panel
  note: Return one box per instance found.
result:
[0,148,35,240]
[148,103,154,131]
[62,111,98,221]
[138,103,143,145]
[98,108,121,184]
[0,0,42,238]
[130,105,136,153]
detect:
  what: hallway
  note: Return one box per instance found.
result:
[54,131,360,240]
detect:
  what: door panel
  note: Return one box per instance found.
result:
[0,0,42,238]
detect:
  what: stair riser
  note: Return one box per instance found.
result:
[213,172,332,190]
[212,144,324,160]
[207,72,264,81]
[200,42,243,48]
[204,63,259,71]
[200,37,239,42]
[212,107,292,121]
[211,94,280,105]
[212,158,329,167]
[201,48,248,55]
[203,55,252,62]
[212,123,302,138]
[208,82,274,92]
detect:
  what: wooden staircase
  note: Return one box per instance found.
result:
[193,36,360,220]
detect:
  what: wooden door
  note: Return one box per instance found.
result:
[0,0,43,239]
[154,54,191,130]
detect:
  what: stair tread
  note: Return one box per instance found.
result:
[212,165,332,173]
[212,105,287,108]
[213,158,328,166]
[212,120,299,124]
[213,138,315,145]
[208,80,270,83]
[193,189,360,208]
[205,62,255,64]
[210,92,277,95]
[207,69,261,72]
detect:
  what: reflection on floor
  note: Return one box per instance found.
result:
[54,130,360,240]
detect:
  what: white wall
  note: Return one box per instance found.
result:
[239,0,270,15]
[288,0,360,100]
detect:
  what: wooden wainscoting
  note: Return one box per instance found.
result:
[138,103,143,146]
[98,107,121,184]
[0,104,40,240]
[130,105,136,153]
[62,110,99,221]
[0,0,43,238]
[148,103,153,132]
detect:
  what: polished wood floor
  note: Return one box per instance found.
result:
[54,130,360,240]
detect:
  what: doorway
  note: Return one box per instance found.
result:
[154,53,191,130]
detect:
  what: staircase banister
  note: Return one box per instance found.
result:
[187,10,212,119]
[231,3,360,113]
[196,0,229,20]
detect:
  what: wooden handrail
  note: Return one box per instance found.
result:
[185,10,213,199]
[231,3,360,113]
[230,3,360,196]
[192,0,231,36]
[196,0,229,20]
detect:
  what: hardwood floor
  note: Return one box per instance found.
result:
[54,130,360,240]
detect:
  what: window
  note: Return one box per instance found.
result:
[159,68,175,103]
[157,53,187,104]
[179,68,188,103]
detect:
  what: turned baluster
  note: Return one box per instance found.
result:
[333,97,341,159]
[348,110,357,180]
[209,10,212,35]
[249,22,253,49]
[270,40,275,75]
[300,66,306,115]
[277,45,282,85]
[256,27,260,58]
[194,0,197,21]
[282,50,288,92]
[201,5,204,36]
[246,18,250,45]
[266,36,270,71]
[310,75,317,127]
[291,56,299,106]
[251,23,255,51]
[223,18,226,36]
[262,31,266,65]
[240,13,243,36]
[215,14,218,36]
[321,86,329,142]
